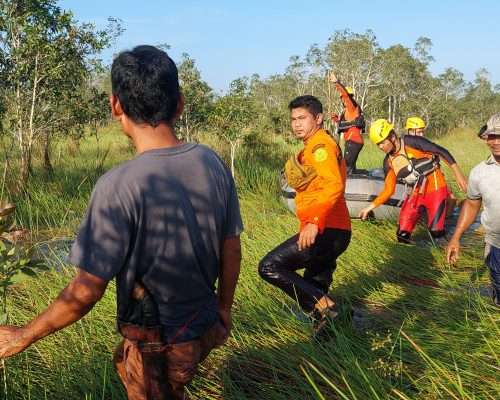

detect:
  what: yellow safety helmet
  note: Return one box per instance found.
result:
[369,119,394,145]
[405,116,426,130]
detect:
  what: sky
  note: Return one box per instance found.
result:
[59,0,500,93]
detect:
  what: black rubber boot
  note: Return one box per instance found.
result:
[430,230,446,238]
[493,288,500,307]
[396,230,413,244]
[312,304,339,341]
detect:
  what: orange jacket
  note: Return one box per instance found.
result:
[372,136,456,207]
[335,82,363,144]
[295,129,351,232]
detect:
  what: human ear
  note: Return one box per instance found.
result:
[109,94,124,120]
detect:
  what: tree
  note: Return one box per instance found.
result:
[248,73,295,135]
[321,29,380,113]
[177,53,213,141]
[413,36,435,65]
[0,0,118,184]
[459,69,500,127]
[210,78,253,177]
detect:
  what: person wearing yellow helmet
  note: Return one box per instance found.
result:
[359,119,468,243]
[329,72,365,175]
[406,116,459,215]
[406,116,426,136]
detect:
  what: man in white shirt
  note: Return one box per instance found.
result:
[446,113,500,306]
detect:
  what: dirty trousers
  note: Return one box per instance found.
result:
[113,322,224,400]
[258,228,351,311]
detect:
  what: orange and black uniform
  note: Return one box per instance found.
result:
[373,135,456,242]
[334,82,364,174]
[259,129,351,311]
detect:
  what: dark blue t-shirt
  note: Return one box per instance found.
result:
[69,143,243,342]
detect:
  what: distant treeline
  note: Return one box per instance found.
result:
[179,30,500,141]
[1,1,498,185]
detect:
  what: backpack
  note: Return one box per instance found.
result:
[284,152,317,191]
[337,111,366,134]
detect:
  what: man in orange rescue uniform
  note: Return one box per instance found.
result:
[259,95,351,334]
[329,72,364,175]
[359,119,467,243]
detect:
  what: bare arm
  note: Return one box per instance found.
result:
[449,163,468,193]
[359,168,396,220]
[0,269,108,359]
[217,236,242,339]
[446,199,482,264]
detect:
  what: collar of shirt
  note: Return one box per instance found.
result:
[485,155,500,166]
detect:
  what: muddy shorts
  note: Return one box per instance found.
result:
[113,321,226,400]
[485,244,500,305]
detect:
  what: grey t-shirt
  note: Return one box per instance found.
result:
[69,143,243,342]
[467,155,500,248]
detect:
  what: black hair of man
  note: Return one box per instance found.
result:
[348,93,360,109]
[111,45,180,127]
[288,95,323,116]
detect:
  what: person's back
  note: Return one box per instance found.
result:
[75,143,240,343]
[0,45,243,400]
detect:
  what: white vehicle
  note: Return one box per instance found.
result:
[280,169,406,220]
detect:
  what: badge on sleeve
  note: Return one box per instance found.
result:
[312,145,328,162]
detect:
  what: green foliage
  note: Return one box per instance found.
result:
[177,53,213,141]
[243,29,500,139]
[0,125,496,399]
[0,241,47,323]
[0,0,120,182]
[210,78,255,176]
[0,200,47,325]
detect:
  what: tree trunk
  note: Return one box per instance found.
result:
[20,144,32,186]
[230,141,238,178]
[43,131,53,174]
[388,96,392,122]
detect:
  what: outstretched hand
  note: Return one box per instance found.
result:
[358,205,375,221]
[446,238,460,264]
[328,71,338,83]
[0,325,31,359]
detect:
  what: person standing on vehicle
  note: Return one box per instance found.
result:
[329,72,365,175]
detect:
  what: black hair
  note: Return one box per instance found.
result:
[288,95,323,116]
[111,45,180,127]
[477,124,487,138]
[348,94,360,109]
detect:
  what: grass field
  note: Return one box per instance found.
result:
[1,125,499,399]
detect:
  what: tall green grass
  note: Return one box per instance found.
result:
[1,125,498,399]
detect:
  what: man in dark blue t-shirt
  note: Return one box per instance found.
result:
[0,45,243,399]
